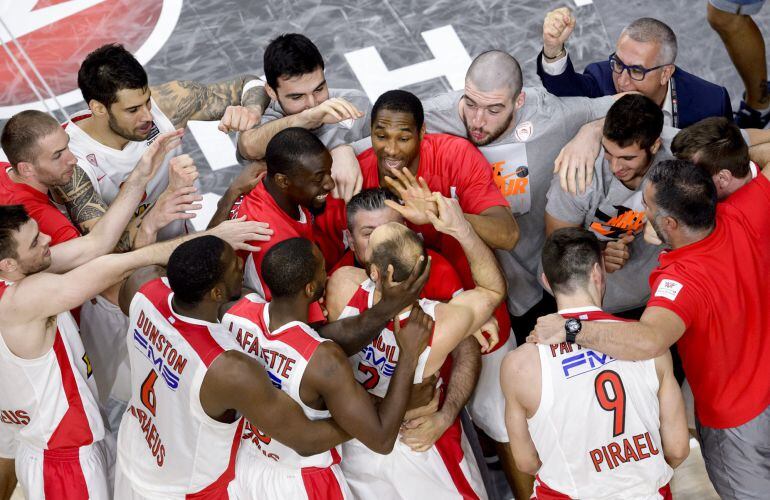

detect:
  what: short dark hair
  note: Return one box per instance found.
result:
[1,111,61,167]
[647,159,717,231]
[369,224,425,282]
[263,34,324,89]
[346,188,399,231]
[78,43,148,107]
[603,94,663,151]
[542,227,603,295]
[265,127,328,179]
[671,117,750,178]
[372,90,424,132]
[167,236,227,304]
[262,238,319,297]
[0,205,31,260]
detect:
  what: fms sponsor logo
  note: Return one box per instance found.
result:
[133,310,188,389]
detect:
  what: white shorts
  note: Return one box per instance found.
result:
[80,296,131,406]
[341,417,488,500]
[114,462,240,500]
[235,446,351,499]
[469,334,516,442]
[16,439,112,500]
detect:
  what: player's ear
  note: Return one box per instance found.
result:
[369,263,380,282]
[88,99,108,118]
[514,90,526,111]
[265,83,278,102]
[715,169,732,189]
[418,123,426,141]
[274,173,290,189]
[0,257,17,274]
[650,137,662,156]
[304,280,315,299]
[540,272,553,295]
[14,161,35,179]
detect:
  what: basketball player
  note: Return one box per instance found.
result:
[501,228,689,498]
[325,193,505,499]
[0,198,261,499]
[220,238,431,497]
[115,236,350,499]
[340,188,485,452]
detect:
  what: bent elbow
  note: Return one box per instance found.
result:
[500,225,519,252]
[665,446,690,469]
[514,456,540,476]
[370,436,397,455]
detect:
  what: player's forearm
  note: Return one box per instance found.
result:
[577,321,669,361]
[439,337,481,422]
[286,418,350,457]
[0,458,16,500]
[238,114,305,160]
[370,350,422,454]
[455,223,506,300]
[208,187,240,229]
[88,176,150,253]
[319,302,396,356]
[464,212,519,250]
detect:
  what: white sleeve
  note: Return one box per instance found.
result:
[540,51,570,75]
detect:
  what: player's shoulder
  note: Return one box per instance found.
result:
[328,265,367,291]
[501,343,540,382]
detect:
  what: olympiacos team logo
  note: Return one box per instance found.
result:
[0,0,182,118]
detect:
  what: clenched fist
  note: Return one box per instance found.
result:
[543,7,576,59]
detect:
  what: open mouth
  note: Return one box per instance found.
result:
[382,158,404,171]
[315,193,329,203]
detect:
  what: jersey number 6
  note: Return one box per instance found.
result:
[594,370,626,437]
[141,370,159,416]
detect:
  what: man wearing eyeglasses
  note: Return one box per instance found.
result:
[536,8,733,129]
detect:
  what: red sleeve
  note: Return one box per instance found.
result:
[445,138,509,215]
[422,251,463,301]
[26,201,80,245]
[645,271,698,328]
[724,173,770,237]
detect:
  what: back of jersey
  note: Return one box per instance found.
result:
[222,296,340,469]
[116,278,242,497]
[528,308,672,499]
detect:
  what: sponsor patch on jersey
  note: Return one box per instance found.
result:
[82,353,93,378]
[86,154,98,167]
[561,350,615,378]
[146,122,161,145]
[654,279,683,301]
[133,329,180,390]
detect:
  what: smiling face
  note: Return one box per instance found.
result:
[267,67,330,117]
[611,35,672,100]
[601,137,655,189]
[282,150,335,211]
[371,109,423,188]
[105,86,155,141]
[459,81,519,146]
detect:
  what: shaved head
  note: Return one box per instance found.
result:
[367,222,425,282]
[465,50,523,97]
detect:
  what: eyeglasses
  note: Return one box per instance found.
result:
[608,53,670,81]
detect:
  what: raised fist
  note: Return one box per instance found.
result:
[543,7,576,58]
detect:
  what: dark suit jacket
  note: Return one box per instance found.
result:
[536,52,733,128]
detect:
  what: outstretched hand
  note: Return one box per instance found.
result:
[134,129,184,180]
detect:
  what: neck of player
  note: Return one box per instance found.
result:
[79,115,132,150]
[269,297,310,331]
[264,177,302,220]
[171,296,220,324]
[554,287,603,313]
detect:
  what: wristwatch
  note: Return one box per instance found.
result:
[565,318,582,344]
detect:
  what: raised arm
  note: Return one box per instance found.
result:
[654,351,690,468]
[321,257,431,355]
[151,75,268,130]
[306,307,432,454]
[201,349,349,456]
[529,306,686,361]
[424,194,505,374]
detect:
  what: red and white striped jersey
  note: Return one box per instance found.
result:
[0,279,105,451]
[64,102,188,241]
[528,307,672,499]
[337,278,436,398]
[222,295,342,469]
[116,278,242,498]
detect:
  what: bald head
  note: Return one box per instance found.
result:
[367,222,425,282]
[465,50,523,97]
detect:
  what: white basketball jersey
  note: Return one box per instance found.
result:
[117,278,242,497]
[0,280,105,451]
[222,295,342,469]
[64,100,188,241]
[528,307,673,499]
[338,278,435,398]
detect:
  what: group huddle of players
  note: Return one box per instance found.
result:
[1,8,770,500]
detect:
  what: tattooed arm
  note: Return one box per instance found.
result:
[151,75,270,129]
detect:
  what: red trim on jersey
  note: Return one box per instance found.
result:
[141,279,225,367]
[47,331,94,449]
[43,447,89,500]
[533,475,572,499]
[659,484,672,500]
[434,417,479,500]
[186,419,245,499]
[300,464,345,500]
[69,113,92,124]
